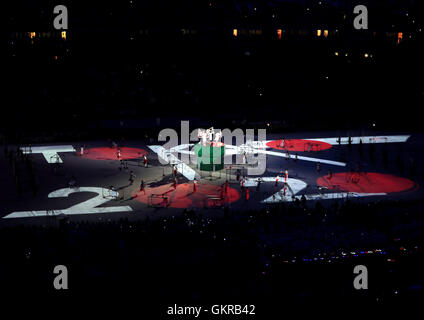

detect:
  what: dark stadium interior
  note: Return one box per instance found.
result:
[3,0,424,314]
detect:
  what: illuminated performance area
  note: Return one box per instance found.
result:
[0,132,419,220]
[4,0,424,310]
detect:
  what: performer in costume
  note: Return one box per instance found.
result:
[139,179,146,195]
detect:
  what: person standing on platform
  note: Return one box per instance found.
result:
[173,165,178,177]
[284,169,288,182]
[275,175,279,187]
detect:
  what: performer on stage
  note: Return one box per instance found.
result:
[139,179,146,195]
[275,175,279,187]
[143,155,148,167]
[68,175,77,189]
[256,177,262,192]
[193,179,198,192]
[117,148,121,160]
[245,188,250,201]
[284,169,288,182]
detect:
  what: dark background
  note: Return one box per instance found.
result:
[3,0,424,313]
[5,0,424,143]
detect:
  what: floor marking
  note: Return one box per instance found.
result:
[263,135,410,146]
[148,145,197,180]
[256,149,346,166]
[20,145,76,164]
[3,187,132,219]
[263,192,387,203]
[243,177,307,195]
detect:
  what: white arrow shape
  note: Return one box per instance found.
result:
[261,135,410,146]
[148,145,197,180]
[255,149,346,166]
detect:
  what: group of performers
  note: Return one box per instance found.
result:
[198,127,222,146]
[116,148,148,167]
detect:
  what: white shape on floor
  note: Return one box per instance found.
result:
[20,145,76,164]
[262,191,387,203]
[256,149,346,166]
[261,135,410,146]
[3,187,133,219]
[148,145,197,180]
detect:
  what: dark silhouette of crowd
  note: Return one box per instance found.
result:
[1,198,423,303]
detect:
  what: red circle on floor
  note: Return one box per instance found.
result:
[267,139,332,152]
[132,183,240,208]
[81,147,147,160]
[317,172,416,194]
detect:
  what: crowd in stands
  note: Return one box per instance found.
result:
[1,198,423,301]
